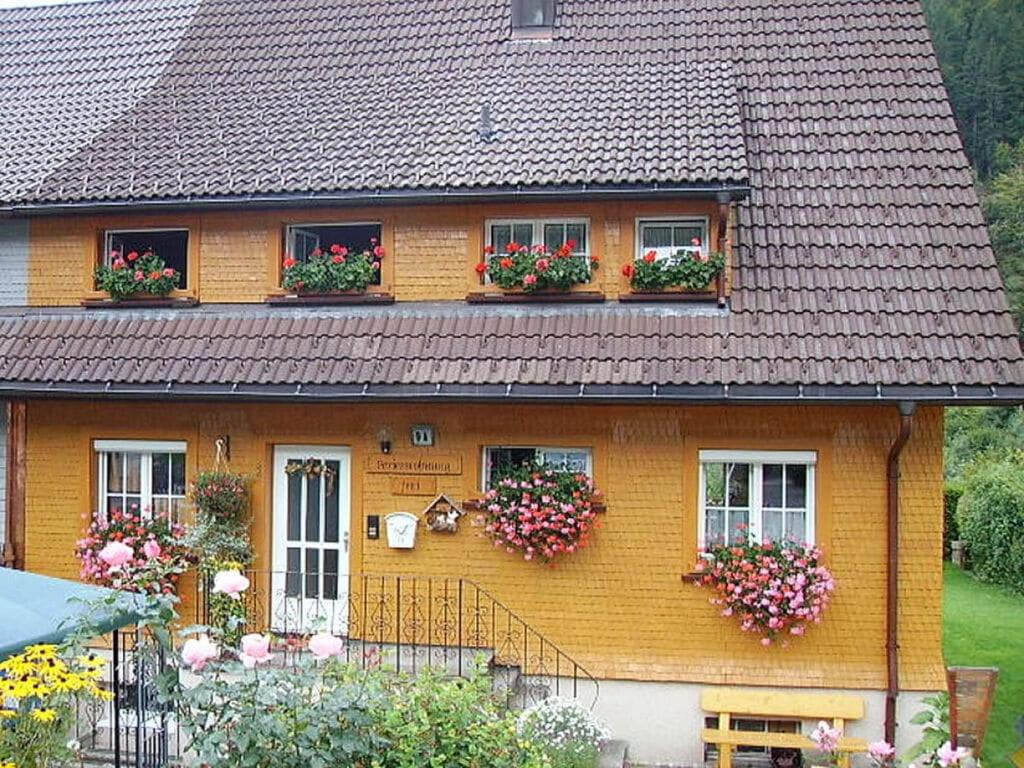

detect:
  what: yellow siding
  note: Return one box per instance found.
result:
[23,400,945,691]
[26,200,723,305]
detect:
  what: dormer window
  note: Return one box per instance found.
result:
[512,0,554,33]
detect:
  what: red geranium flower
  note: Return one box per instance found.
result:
[149,271,162,280]
[282,256,297,269]
[484,245,495,255]
[330,243,344,255]
[126,251,139,262]
[499,257,514,269]
[332,255,345,264]
[622,263,636,279]
[505,241,520,254]
[474,262,488,275]
[643,250,657,263]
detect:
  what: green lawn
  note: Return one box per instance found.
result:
[943,564,1024,765]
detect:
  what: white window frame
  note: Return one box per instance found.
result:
[636,216,709,262]
[484,218,591,278]
[698,449,816,547]
[283,221,382,263]
[481,445,593,491]
[94,439,187,521]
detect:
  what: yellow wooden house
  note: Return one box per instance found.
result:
[0,0,1020,764]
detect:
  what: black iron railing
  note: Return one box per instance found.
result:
[74,627,179,768]
[196,571,599,708]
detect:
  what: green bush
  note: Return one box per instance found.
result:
[943,482,964,558]
[370,664,549,768]
[956,453,1024,593]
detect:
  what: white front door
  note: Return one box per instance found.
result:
[272,446,351,635]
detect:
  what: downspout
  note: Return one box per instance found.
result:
[885,401,916,745]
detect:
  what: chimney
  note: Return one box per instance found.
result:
[511,0,555,35]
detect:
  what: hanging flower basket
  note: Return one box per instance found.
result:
[694,537,835,645]
[471,463,601,563]
[281,241,385,294]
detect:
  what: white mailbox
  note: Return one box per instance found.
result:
[385,512,419,549]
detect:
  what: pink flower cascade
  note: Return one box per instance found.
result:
[76,507,190,595]
[695,537,835,644]
[480,465,599,563]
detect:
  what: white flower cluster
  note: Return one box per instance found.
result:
[517,697,610,756]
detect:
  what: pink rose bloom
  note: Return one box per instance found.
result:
[936,741,970,767]
[211,569,250,600]
[142,539,162,559]
[239,634,273,668]
[810,721,842,754]
[98,540,134,568]
[308,633,344,659]
[181,636,219,672]
[868,741,896,763]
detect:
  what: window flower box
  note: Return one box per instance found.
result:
[281,242,384,295]
[621,247,726,301]
[473,239,600,297]
[94,249,182,301]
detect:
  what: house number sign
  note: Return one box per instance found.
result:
[365,453,462,476]
[390,476,437,496]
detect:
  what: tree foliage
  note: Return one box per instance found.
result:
[923,0,1024,179]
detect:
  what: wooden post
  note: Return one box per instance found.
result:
[5,400,26,569]
[718,712,733,768]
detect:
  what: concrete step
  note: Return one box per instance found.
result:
[600,739,629,768]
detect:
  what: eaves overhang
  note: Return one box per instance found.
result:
[0,182,751,217]
[0,381,1020,406]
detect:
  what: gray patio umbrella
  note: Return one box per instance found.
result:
[0,568,142,659]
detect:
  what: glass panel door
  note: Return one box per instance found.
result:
[272,447,351,635]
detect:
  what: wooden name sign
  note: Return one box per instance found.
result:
[365,453,463,476]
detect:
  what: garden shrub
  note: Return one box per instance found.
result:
[517,697,608,768]
[943,481,964,559]
[370,665,549,768]
[173,649,384,768]
[957,452,1024,593]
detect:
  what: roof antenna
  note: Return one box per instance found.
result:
[477,103,498,142]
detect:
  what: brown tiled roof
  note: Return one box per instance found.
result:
[0,302,1019,401]
[0,0,748,204]
[0,0,1021,397]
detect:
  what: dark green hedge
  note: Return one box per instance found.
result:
[956,454,1024,594]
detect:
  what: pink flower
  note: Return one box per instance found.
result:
[134,270,145,281]
[211,569,250,600]
[98,540,134,568]
[181,635,219,672]
[112,258,126,270]
[868,741,896,763]
[239,634,273,668]
[308,633,344,659]
[809,721,841,754]
[373,245,385,258]
[142,539,162,559]
[936,742,970,767]
[162,268,175,278]
[523,274,538,286]
[535,258,550,272]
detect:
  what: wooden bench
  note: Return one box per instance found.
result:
[701,689,869,768]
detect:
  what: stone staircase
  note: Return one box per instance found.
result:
[600,739,630,767]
